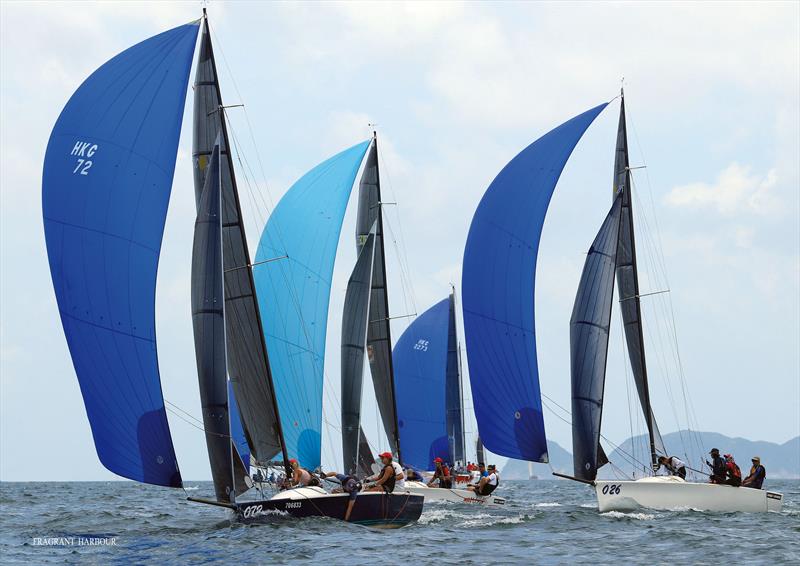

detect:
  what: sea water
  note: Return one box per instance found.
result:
[1,480,797,564]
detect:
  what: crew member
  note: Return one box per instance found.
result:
[658,455,687,479]
[427,457,452,488]
[724,454,742,487]
[742,457,766,489]
[405,467,421,482]
[706,448,727,483]
[467,464,499,496]
[321,471,362,521]
[289,459,320,487]
[366,452,404,492]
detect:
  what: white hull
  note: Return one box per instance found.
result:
[595,476,783,513]
[403,481,506,507]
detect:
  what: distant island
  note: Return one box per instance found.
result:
[502,431,799,480]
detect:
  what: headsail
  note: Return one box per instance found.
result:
[192,14,284,464]
[462,104,608,462]
[613,96,665,469]
[570,194,623,481]
[341,227,377,474]
[355,138,401,459]
[445,293,465,464]
[393,298,450,471]
[42,22,199,488]
[191,142,248,501]
[254,141,371,468]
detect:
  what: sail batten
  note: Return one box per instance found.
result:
[355,139,401,459]
[341,227,377,474]
[254,141,371,468]
[462,103,608,462]
[192,18,284,464]
[570,194,623,481]
[42,22,199,488]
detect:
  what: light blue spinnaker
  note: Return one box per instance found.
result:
[42,23,200,487]
[393,298,451,471]
[461,103,608,462]
[254,141,371,469]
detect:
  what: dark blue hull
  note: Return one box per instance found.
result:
[237,490,423,528]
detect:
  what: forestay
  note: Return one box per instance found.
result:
[254,141,371,469]
[462,103,608,462]
[42,22,199,488]
[394,298,451,471]
[570,194,622,481]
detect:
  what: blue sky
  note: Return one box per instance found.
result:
[1,1,797,481]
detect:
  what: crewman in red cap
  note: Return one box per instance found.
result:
[366,452,404,492]
[427,457,452,489]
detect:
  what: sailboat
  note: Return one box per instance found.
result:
[568,92,783,513]
[393,293,506,506]
[252,133,424,523]
[43,11,422,527]
[339,133,403,478]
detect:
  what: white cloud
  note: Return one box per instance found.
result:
[664,163,780,216]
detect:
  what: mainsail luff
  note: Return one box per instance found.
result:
[341,228,378,474]
[570,193,623,481]
[355,136,402,461]
[192,13,287,469]
[191,142,249,502]
[614,94,665,469]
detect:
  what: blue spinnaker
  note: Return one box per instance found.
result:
[394,299,450,471]
[228,379,250,471]
[42,23,199,487]
[461,103,607,462]
[254,141,371,468]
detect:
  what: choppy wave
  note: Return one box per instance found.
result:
[1,480,797,563]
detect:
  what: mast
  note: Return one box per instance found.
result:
[615,90,663,471]
[194,11,290,476]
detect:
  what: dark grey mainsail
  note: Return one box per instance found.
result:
[445,293,465,464]
[613,94,665,469]
[192,14,284,464]
[341,227,377,474]
[355,137,401,460]
[570,193,623,481]
[191,143,249,502]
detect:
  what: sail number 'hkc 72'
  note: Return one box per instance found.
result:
[70,140,98,175]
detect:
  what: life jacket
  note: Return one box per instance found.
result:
[727,462,741,479]
[442,465,451,477]
[381,464,396,492]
